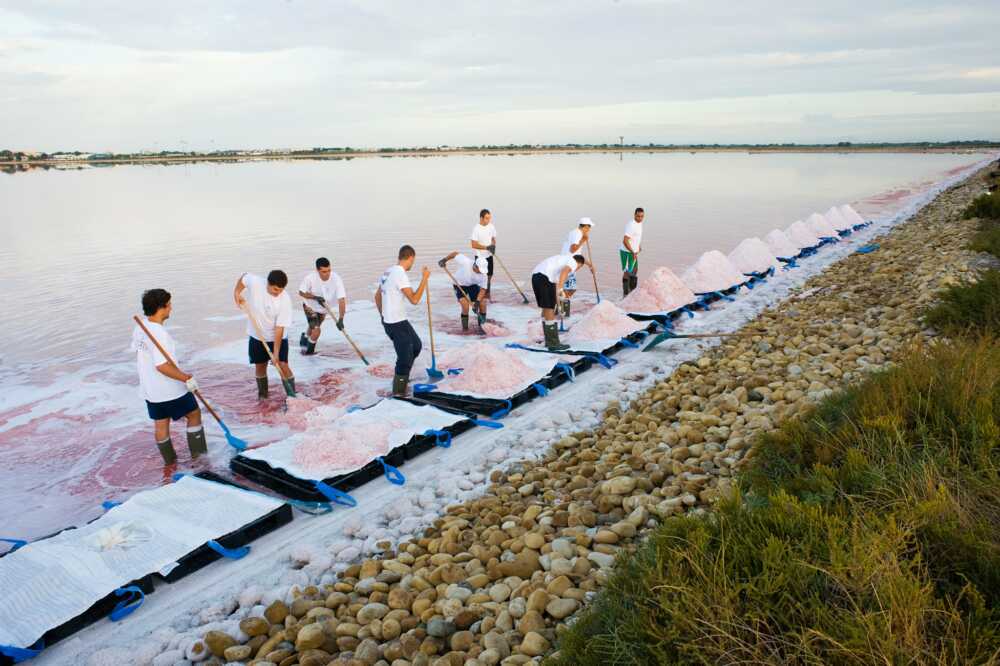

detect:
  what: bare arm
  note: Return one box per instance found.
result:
[338,297,346,320]
[557,267,572,295]
[623,236,636,255]
[471,239,490,250]
[234,274,247,307]
[402,267,431,304]
[374,288,382,317]
[272,326,284,360]
[156,361,191,382]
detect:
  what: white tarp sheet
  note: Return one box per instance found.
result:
[0,475,282,650]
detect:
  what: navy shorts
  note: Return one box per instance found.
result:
[453,284,482,303]
[248,337,289,364]
[146,392,198,421]
[532,273,557,309]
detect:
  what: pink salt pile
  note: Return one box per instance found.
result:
[824,206,852,231]
[727,237,779,275]
[293,422,395,473]
[785,220,821,249]
[764,229,799,259]
[367,363,395,379]
[438,342,540,395]
[839,204,866,226]
[619,266,696,313]
[282,396,324,430]
[681,250,745,294]
[806,212,838,238]
[482,322,511,337]
[566,301,640,343]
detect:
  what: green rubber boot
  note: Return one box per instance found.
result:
[461,314,469,331]
[186,427,208,459]
[256,376,268,399]
[544,322,570,351]
[157,437,177,465]
[392,374,409,397]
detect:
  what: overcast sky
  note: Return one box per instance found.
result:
[2,1,999,152]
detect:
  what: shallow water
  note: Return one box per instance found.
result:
[0,150,988,541]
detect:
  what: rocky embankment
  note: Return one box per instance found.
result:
[171,169,992,666]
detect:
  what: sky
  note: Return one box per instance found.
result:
[1,1,999,152]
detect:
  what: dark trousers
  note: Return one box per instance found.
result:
[383,320,422,376]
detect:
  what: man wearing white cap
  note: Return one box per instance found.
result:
[438,251,489,331]
[558,217,594,314]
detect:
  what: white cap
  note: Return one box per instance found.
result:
[474,257,489,273]
[578,217,594,227]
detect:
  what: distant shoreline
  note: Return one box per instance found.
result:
[3,144,997,170]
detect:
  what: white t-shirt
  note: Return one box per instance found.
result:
[299,271,347,312]
[620,220,643,253]
[453,255,487,288]
[470,222,497,260]
[561,228,584,255]
[131,320,187,403]
[243,273,293,341]
[379,265,413,324]
[533,254,579,284]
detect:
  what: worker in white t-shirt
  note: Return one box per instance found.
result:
[469,208,496,299]
[234,270,294,399]
[375,245,431,396]
[298,256,347,356]
[559,217,594,313]
[620,207,644,296]
[531,253,586,351]
[130,288,205,465]
[438,251,489,331]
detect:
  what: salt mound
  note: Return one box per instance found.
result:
[838,204,865,227]
[681,250,745,294]
[482,322,510,337]
[293,422,395,473]
[785,220,820,249]
[437,342,540,396]
[566,301,641,342]
[764,229,799,258]
[806,212,838,238]
[283,396,323,430]
[619,266,696,313]
[727,237,779,274]
[823,206,852,231]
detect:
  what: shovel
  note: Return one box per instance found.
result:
[585,238,601,304]
[425,289,444,379]
[493,252,530,304]
[317,300,370,365]
[133,315,249,451]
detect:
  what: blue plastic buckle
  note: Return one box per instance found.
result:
[554,362,575,381]
[101,500,122,511]
[207,540,250,560]
[472,418,504,429]
[532,383,549,397]
[592,353,616,369]
[0,640,44,663]
[377,457,406,485]
[346,404,363,413]
[0,538,28,553]
[446,368,463,375]
[313,481,358,507]
[171,471,188,482]
[109,585,145,622]
[412,384,435,394]
[490,399,513,419]
[423,429,452,448]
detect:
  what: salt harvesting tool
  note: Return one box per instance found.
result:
[133,315,249,451]
[643,329,761,352]
[425,289,445,379]
[493,252,530,304]
[240,303,297,397]
[317,301,370,365]
[585,238,601,303]
[441,264,486,333]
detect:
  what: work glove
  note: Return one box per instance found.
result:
[314,296,326,306]
[185,377,199,392]
[336,318,344,331]
[438,257,448,268]
[486,244,496,255]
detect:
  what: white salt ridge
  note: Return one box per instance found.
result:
[727,237,780,275]
[619,266,696,314]
[806,212,839,239]
[681,250,746,294]
[785,220,821,249]
[824,206,853,231]
[839,204,866,226]
[764,229,800,259]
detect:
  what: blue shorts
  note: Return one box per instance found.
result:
[453,284,482,303]
[146,392,198,421]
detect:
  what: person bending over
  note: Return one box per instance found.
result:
[439,251,488,331]
[559,217,594,314]
[531,254,586,351]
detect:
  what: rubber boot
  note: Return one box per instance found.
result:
[622,276,632,297]
[256,376,268,399]
[299,332,308,348]
[186,427,208,459]
[156,437,177,465]
[629,274,639,293]
[392,374,409,397]
[562,299,571,317]
[286,376,296,394]
[461,314,469,331]
[303,339,316,355]
[543,322,570,351]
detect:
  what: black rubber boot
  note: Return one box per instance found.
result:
[186,427,208,459]
[622,276,632,297]
[461,315,469,331]
[392,374,408,396]
[303,340,316,355]
[629,274,639,292]
[157,438,177,465]
[543,322,570,351]
[299,332,308,348]
[256,376,268,399]
[562,299,571,317]
[286,376,296,394]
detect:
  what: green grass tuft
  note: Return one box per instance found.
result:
[923,269,1000,336]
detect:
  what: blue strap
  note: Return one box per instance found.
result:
[679,305,695,319]
[446,368,463,375]
[313,481,358,507]
[377,457,406,485]
[505,343,533,352]
[423,429,452,448]
[0,538,27,553]
[102,500,121,511]
[412,383,435,393]
[532,383,549,396]
[0,640,44,662]
[346,404,363,413]
[554,362,575,381]
[490,400,513,419]
[109,585,145,622]
[592,353,616,369]
[714,291,736,302]
[618,337,639,348]
[634,329,650,339]
[207,540,250,559]
[472,418,504,429]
